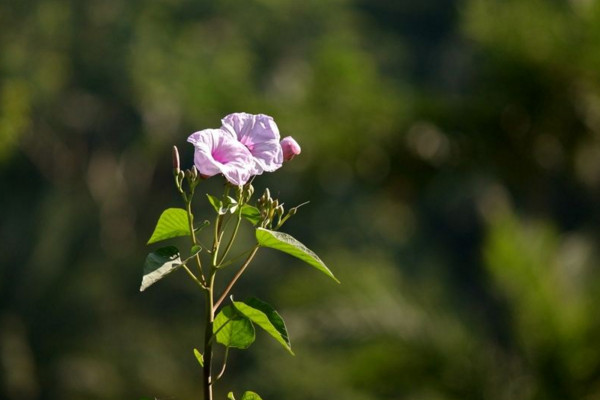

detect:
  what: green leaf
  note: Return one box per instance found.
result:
[226,196,239,213]
[207,194,239,214]
[214,305,255,349]
[140,246,182,291]
[207,194,224,214]
[241,391,263,400]
[194,219,210,232]
[193,348,204,367]
[256,228,339,283]
[190,245,202,256]
[232,298,294,355]
[227,393,236,400]
[147,208,191,244]
[241,205,261,225]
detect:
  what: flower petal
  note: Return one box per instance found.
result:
[187,129,254,185]
[221,113,283,175]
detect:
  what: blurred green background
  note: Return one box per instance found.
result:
[2,0,600,399]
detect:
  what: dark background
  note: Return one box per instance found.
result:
[2,0,600,399]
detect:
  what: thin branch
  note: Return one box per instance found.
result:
[218,213,242,265]
[216,347,230,381]
[213,245,260,312]
[185,195,207,286]
[217,248,254,269]
[181,264,206,290]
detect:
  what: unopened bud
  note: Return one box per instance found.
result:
[264,188,271,200]
[276,205,284,217]
[172,146,181,174]
[246,184,254,199]
[280,136,301,161]
[288,207,297,217]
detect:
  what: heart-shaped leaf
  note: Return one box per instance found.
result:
[214,305,255,349]
[256,228,339,283]
[140,246,182,291]
[147,208,191,244]
[207,194,225,214]
[241,205,261,225]
[233,298,294,355]
[207,194,239,215]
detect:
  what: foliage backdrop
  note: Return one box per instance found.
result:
[2,0,600,399]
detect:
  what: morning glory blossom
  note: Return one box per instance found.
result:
[221,112,283,175]
[187,128,254,186]
[280,136,301,161]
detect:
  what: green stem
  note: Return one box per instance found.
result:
[216,347,230,381]
[217,248,254,269]
[181,264,205,290]
[204,206,227,400]
[218,212,242,266]
[203,271,216,400]
[213,245,260,312]
[186,197,206,286]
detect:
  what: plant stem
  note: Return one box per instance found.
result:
[216,347,230,381]
[186,196,206,286]
[203,271,216,400]
[204,210,225,400]
[218,212,242,265]
[213,245,260,312]
[216,248,254,269]
[181,264,205,290]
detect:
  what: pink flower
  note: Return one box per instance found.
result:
[221,113,283,175]
[280,136,301,161]
[187,129,254,186]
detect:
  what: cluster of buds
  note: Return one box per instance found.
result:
[236,183,255,205]
[256,188,305,230]
[173,145,201,196]
[257,188,281,228]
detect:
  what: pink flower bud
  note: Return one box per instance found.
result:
[172,145,181,173]
[280,136,301,161]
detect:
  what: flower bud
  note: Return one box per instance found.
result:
[264,188,271,200]
[172,146,181,174]
[280,136,301,161]
[276,205,284,217]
